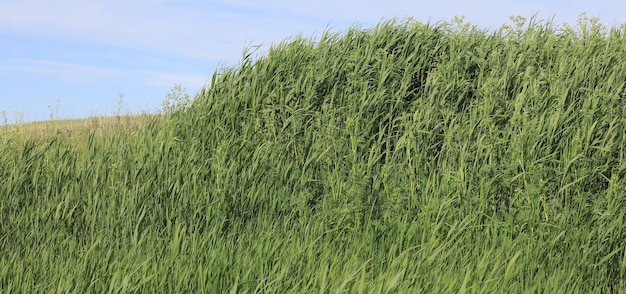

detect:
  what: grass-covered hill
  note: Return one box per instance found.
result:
[2,16,626,292]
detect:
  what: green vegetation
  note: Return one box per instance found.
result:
[2,15,626,292]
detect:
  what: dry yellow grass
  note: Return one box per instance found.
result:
[0,114,156,141]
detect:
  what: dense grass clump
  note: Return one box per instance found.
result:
[3,16,626,292]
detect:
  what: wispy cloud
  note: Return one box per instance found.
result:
[0,58,126,83]
[4,0,624,64]
[0,1,450,61]
[0,1,238,60]
[0,58,210,90]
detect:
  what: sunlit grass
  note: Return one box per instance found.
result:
[2,15,626,292]
[0,115,151,139]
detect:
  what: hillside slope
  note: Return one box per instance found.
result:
[3,16,626,292]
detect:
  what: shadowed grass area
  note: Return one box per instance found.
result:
[2,15,626,292]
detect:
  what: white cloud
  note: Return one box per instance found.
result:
[0,1,233,59]
[0,1,489,62]
[2,1,625,65]
[0,58,209,90]
[0,58,125,83]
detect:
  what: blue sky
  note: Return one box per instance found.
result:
[1,0,625,123]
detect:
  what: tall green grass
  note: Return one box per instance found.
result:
[2,15,626,292]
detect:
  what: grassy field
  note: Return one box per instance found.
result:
[2,15,626,292]
[0,115,149,139]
